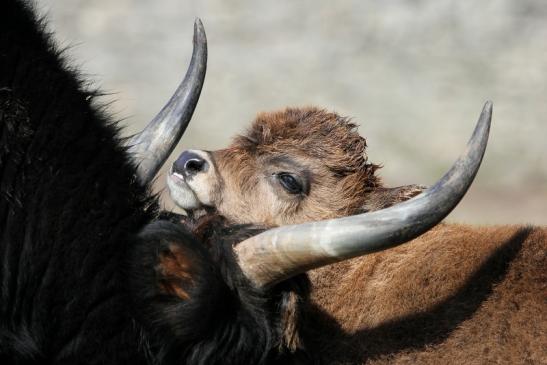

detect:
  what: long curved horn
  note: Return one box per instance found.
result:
[127,19,207,185]
[235,101,493,288]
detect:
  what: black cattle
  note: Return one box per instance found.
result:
[0,1,293,364]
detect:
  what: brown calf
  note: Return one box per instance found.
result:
[167,107,546,364]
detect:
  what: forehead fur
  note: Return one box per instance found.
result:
[238,107,379,181]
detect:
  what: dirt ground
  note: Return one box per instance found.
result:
[38,0,547,225]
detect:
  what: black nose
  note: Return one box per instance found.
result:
[172,151,208,178]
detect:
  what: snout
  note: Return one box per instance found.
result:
[168,149,218,210]
[172,150,209,179]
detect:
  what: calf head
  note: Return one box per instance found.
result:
[167,107,424,226]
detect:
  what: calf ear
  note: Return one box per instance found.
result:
[361,184,427,212]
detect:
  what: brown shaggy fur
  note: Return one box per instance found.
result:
[212,107,384,225]
[173,106,547,364]
[241,107,380,188]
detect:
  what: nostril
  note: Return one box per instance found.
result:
[172,150,209,178]
[185,158,207,173]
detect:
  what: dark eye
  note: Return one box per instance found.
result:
[277,173,303,194]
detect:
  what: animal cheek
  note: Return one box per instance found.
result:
[261,192,296,226]
[156,244,196,301]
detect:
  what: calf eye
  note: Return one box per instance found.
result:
[277,173,303,194]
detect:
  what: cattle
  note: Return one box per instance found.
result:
[3,0,544,364]
[168,110,547,363]
[0,1,288,363]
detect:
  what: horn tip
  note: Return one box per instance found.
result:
[482,100,493,115]
[479,100,493,131]
[192,18,207,46]
[194,18,205,33]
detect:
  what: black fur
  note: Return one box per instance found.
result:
[0,1,294,364]
[1,0,154,362]
[131,219,275,364]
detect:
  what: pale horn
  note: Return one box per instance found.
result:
[127,19,207,185]
[235,101,493,288]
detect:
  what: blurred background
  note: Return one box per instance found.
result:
[38,0,546,224]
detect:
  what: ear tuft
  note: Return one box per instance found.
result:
[157,244,196,300]
[129,221,225,344]
[129,219,278,363]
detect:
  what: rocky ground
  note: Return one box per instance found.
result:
[38,0,547,224]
